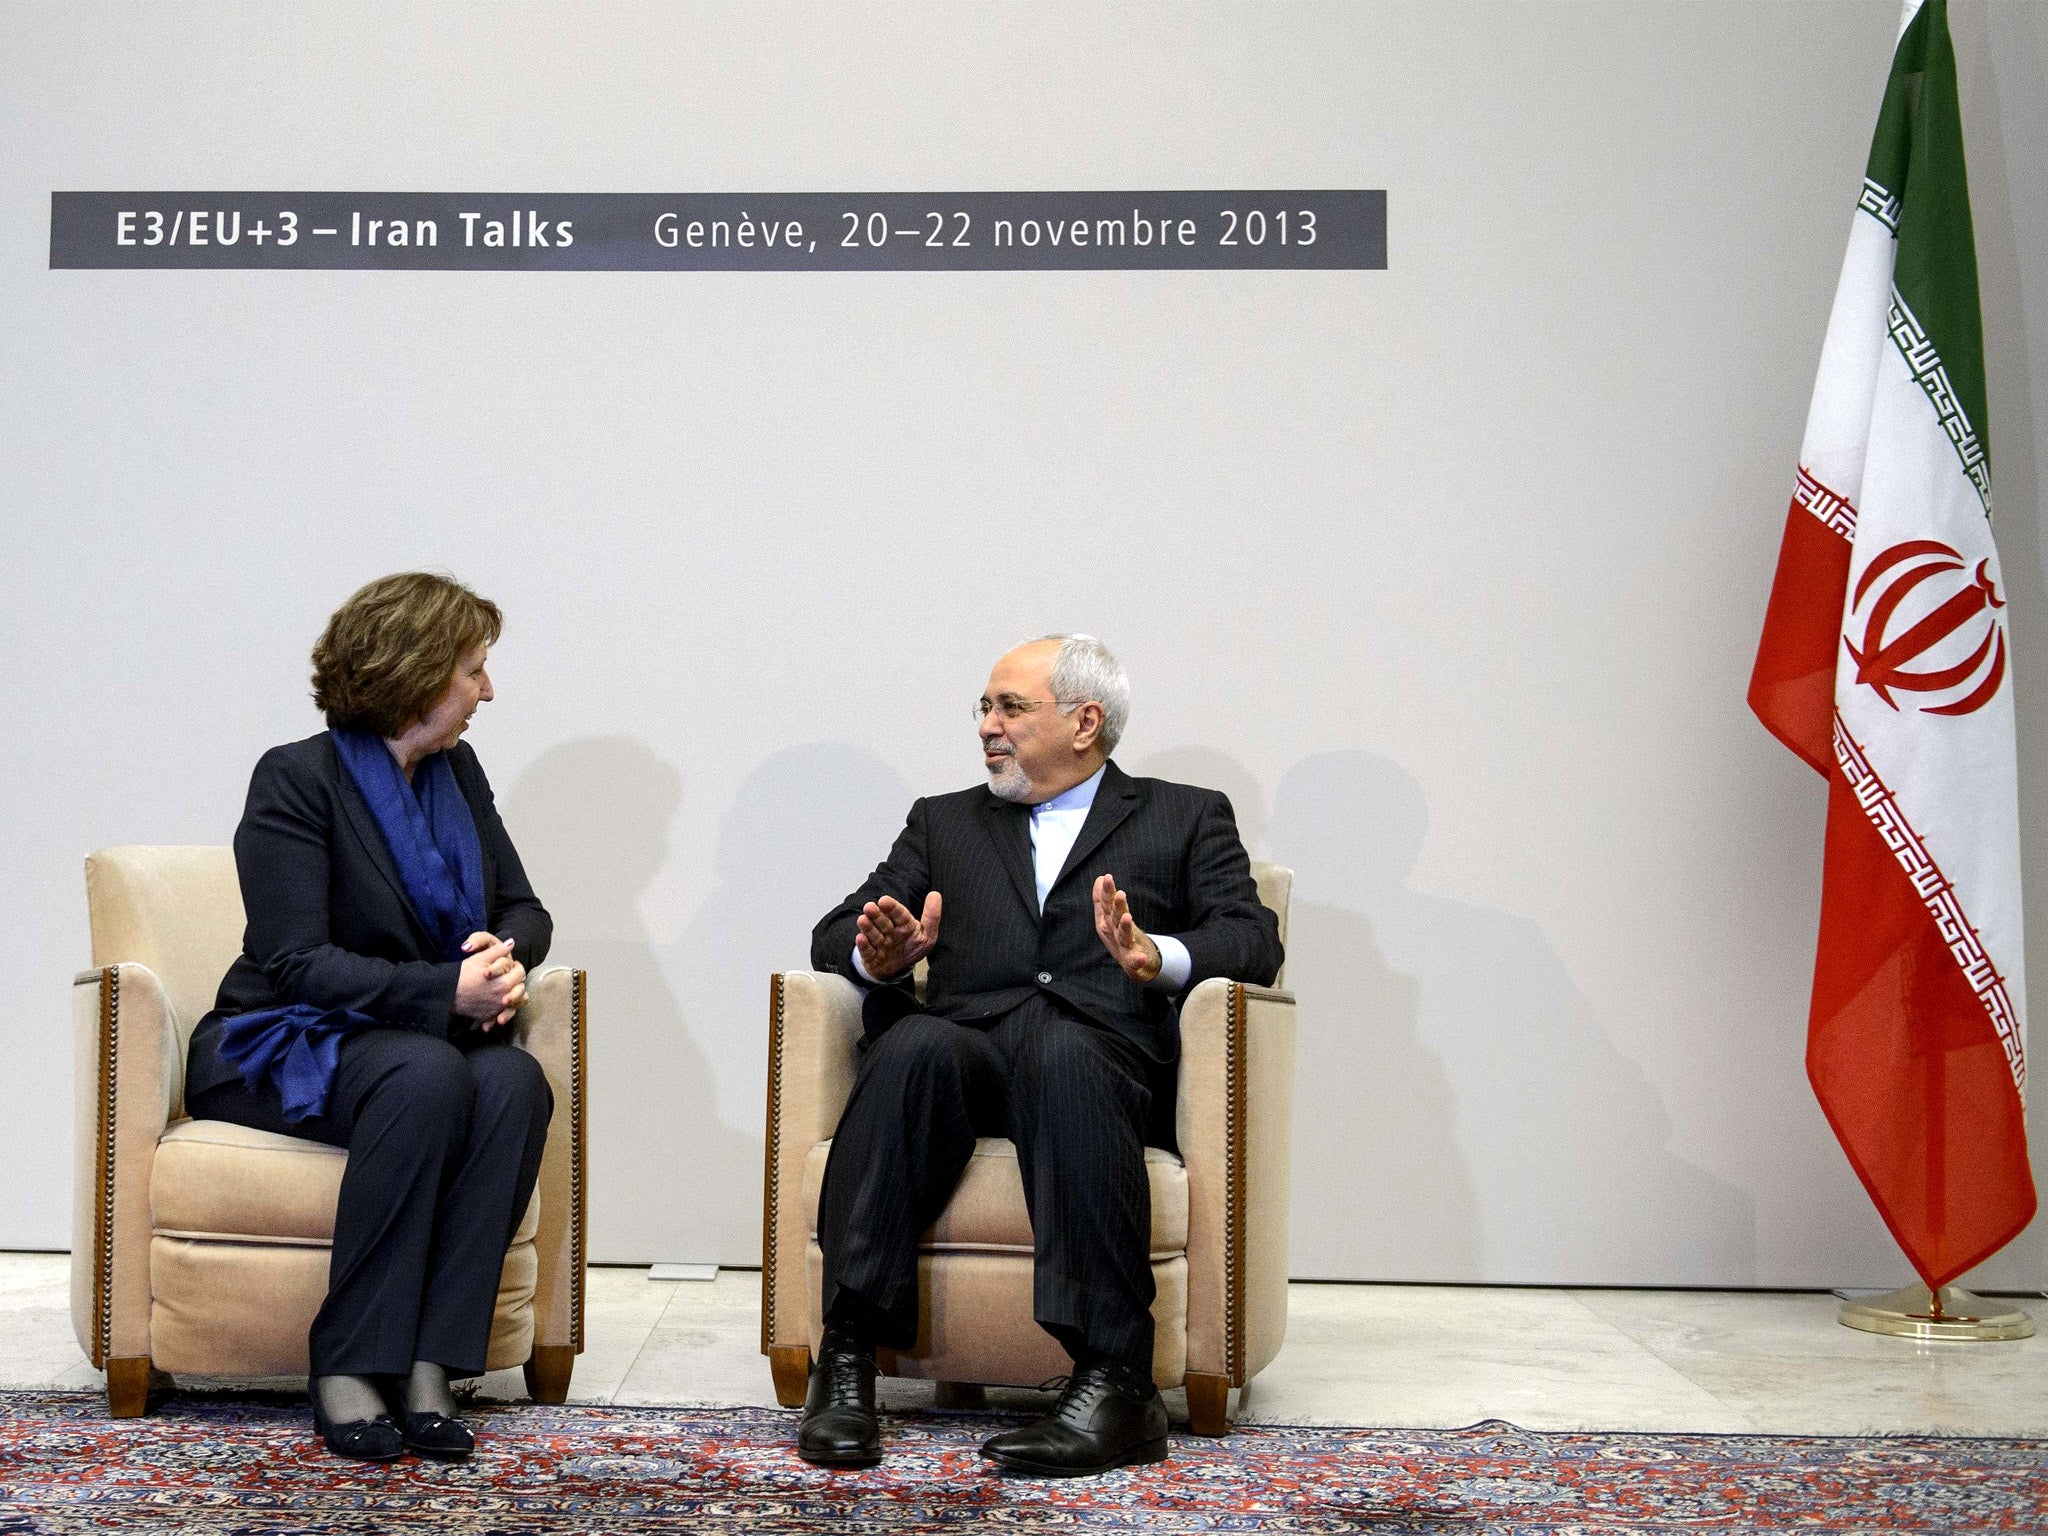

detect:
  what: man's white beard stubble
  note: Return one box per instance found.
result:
[986,749,1034,803]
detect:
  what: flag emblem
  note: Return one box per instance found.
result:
[1846,540,2007,714]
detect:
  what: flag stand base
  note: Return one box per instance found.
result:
[1839,1286,2035,1342]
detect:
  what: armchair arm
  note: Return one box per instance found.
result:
[761,971,863,1354]
[70,964,181,1370]
[1176,979,1298,1387]
[510,966,588,1359]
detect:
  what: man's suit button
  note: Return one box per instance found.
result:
[1036,971,1053,985]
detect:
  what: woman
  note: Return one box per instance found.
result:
[185,572,553,1463]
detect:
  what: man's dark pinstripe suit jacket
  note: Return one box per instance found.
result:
[811,760,1284,1066]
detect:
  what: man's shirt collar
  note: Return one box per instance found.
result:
[1032,763,1106,816]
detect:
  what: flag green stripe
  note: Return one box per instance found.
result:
[1865,0,1991,502]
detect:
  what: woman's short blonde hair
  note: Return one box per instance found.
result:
[311,572,503,737]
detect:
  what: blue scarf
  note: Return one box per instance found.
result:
[216,730,487,1121]
[328,728,486,963]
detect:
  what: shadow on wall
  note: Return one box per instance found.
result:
[1237,749,1756,1284]
[673,738,914,1077]
[503,736,759,1265]
[1136,746,1481,1280]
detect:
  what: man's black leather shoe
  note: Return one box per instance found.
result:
[796,1346,882,1466]
[980,1360,1169,1476]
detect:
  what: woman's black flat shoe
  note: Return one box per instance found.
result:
[311,1398,405,1462]
[403,1410,476,1461]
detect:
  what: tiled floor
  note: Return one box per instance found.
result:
[5,1252,2043,1436]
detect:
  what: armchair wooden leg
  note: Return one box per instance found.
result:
[768,1345,812,1408]
[106,1357,155,1419]
[523,1345,575,1405]
[933,1381,986,1410]
[1184,1373,1232,1437]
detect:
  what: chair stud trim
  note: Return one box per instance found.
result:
[91,966,120,1370]
[1224,980,1250,1385]
[569,969,590,1353]
[759,972,788,1355]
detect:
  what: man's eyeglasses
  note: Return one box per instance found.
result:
[975,696,1060,723]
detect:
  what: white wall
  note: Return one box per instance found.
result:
[3,0,2043,1287]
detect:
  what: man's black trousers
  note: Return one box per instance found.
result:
[187,1029,552,1379]
[815,992,1163,1373]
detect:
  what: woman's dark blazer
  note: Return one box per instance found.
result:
[185,731,552,1104]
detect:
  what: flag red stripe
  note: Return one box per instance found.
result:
[1750,494,1852,777]
[1807,763,2037,1288]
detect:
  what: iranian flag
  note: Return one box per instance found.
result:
[1749,0,2033,1289]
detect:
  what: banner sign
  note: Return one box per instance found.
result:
[49,191,1385,272]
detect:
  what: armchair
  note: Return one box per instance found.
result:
[70,845,588,1417]
[760,863,1295,1435]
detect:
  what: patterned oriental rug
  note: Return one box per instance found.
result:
[2,1392,2043,1534]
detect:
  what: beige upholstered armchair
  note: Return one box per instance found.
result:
[71,846,588,1417]
[760,863,1294,1437]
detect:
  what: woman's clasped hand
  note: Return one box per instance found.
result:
[458,932,527,1028]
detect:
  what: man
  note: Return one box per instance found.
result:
[800,634,1283,1476]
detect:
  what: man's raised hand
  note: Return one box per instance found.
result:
[1092,874,1162,984]
[855,891,943,981]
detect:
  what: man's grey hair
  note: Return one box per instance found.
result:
[1038,633,1131,755]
